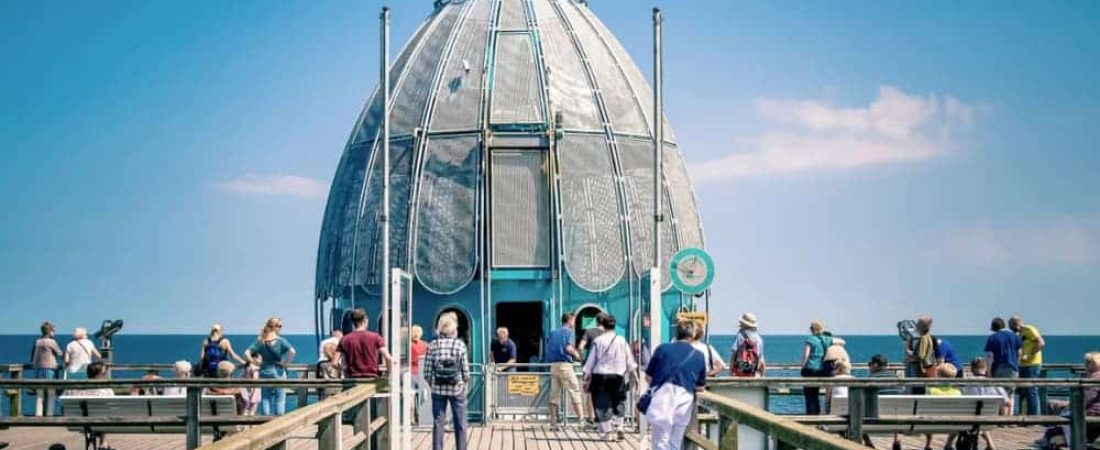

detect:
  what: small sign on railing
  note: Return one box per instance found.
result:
[507,375,541,396]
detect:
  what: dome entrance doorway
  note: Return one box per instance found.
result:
[493,301,545,370]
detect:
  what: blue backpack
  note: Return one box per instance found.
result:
[200,338,226,376]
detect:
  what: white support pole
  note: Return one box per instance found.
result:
[381,6,399,450]
[649,7,664,356]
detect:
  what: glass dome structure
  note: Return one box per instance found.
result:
[315,0,704,385]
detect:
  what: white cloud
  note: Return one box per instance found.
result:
[939,217,1100,267]
[692,86,977,181]
[216,173,329,199]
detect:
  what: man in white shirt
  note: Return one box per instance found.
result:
[318,329,343,363]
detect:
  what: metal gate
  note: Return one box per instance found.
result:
[486,363,638,423]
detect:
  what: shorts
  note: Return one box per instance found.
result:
[549,362,583,408]
[993,366,1018,395]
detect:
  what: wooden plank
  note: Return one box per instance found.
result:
[502,422,514,450]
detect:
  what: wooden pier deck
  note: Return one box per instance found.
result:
[0,423,1049,450]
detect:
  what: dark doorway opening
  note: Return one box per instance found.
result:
[574,305,606,350]
[437,307,471,345]
[495,302,545,369]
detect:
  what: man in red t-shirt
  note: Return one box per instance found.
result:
[335,308,392,378]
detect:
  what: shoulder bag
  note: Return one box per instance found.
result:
[637,348,697,415]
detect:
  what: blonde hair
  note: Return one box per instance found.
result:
[437,314,458,337]
[74,327,88,340]
[1085,352,1100,372]
[216,361,235,379]
[259,317,282,341]
[834,360,852,376]
[173,360,192,378]
[210,324,224,339]
[938,364,958,378]
[810,321,825,335]
[411,325,424,342]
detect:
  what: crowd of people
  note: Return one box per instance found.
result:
[20,309,1095,450]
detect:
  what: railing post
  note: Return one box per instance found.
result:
[185,386,202,450]
[318,412,343,450]
[865,385,879,419]
[719,415,739,450]
[7,365,23,417]
[847,387,865,443]
[1070,386,1087,450]
[354,398,373,450]
[1039,367,1050,414]
[378,395,391,450]
[297,368,310,409]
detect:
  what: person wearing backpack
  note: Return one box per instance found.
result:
[729,313,766,378]
[425,313,469,450]
[197,324,246,378]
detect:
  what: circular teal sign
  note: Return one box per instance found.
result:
[669,247,715,295]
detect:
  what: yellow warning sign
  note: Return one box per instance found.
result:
[507,374,541,396]
[677,311,708,325]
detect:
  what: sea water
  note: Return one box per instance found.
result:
[2,334,1096,415]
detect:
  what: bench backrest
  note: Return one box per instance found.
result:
[831,394,1005,433]
[60,395,238,434]
[831,394,1004,417]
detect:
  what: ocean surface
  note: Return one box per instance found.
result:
[3,334,1096,415]
[3,334,1096,368]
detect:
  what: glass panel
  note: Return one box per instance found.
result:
[491,150,551,267]
[491,33,544,124]
[414,135,482,294]
[556,133,626,291]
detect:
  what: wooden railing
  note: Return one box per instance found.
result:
[2,362,324,418]
[686,391,868,450]
[0,378,388,450]
[690,377,1100,450]
[199,383,387,450]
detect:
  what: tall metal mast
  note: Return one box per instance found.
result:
[649,7,664,355]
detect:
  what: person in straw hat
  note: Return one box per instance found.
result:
[728,313,766,377]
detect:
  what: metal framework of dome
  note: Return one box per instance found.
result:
[314,0,705,416]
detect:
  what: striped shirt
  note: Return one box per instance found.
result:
[424,336,469,397]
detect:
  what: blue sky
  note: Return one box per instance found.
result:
[1,1,1098,335]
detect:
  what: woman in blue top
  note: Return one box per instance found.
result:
[645,320,706,450]
[800,320,845,415]
[244,317,297,416]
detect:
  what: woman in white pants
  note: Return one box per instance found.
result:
[645,320,707,450]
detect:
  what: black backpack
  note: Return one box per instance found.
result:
[954,430,980,450]
[433,357,460,386]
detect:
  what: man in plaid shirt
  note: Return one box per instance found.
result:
[425,312,469,450]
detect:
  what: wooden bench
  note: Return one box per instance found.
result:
[831,394,1005,435]
[60,395,240,449]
